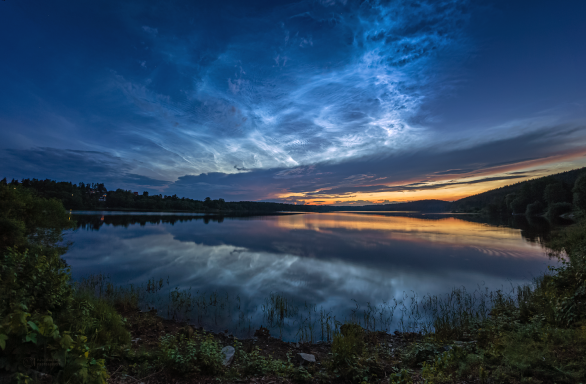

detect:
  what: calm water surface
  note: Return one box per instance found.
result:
[64,211,558,337]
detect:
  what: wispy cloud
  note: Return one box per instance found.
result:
[1,0,586,203]
[102,0,471,176]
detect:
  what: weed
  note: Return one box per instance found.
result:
[157,332,225,375]
[388,368,413,384]
[328,323,383,383]
[232,339,293,377]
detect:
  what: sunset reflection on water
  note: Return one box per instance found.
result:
[64,212,557,336]
[275,213,546,260]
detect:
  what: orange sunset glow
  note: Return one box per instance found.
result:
[280,152,586,205]
[275,213,548,260]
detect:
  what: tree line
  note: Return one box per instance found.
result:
[0,178,323,212]
[451,167,586,217]
[3,166,586,216]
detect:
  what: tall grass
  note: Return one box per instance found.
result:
[73,273,537,342]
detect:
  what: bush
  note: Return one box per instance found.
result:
[0,185,72,250]
[328,323,382,383]
[0,184,131,382]
[67,291,131,356]
[233,343,293,378]
[546,202,573,218]
[0,248,73,317]
[573,173,586,211]
[525,201,543,216]
[331,323,365,366]
[418,218,586,383]
[510,197,528,214]
[0,308,109,384]
[157,333,225,376]
[543,183,567,205]
[389,368,413,384]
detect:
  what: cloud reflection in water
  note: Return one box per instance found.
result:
[64,212,555,334]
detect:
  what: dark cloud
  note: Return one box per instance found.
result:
[300,175,528,197]
[433,169,477,175]
[0,148,168,190]
[157,125,586,201]
[1,0,586,201]
[505,169,547,176]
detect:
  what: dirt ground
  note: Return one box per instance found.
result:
[106,306,420,384]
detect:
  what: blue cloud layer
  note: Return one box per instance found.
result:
[1,0,586,200]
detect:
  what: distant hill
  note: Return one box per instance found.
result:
[451,167,586,213]
[335,199,452,212]
[330,167,586,215]
[4,166,586,216]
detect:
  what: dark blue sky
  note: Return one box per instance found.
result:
[1,0,585,203]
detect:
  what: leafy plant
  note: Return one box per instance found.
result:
[388,368,413,384]
[157,332,225,375]
[0,308,109,384]
[328,323,382,383]
[233,340,293,377]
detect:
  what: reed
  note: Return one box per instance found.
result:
[74,273,525,342]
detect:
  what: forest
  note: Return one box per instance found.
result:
[451,167,586,217]
[2,166,586,216]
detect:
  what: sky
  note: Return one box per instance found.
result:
[1,0,586,205]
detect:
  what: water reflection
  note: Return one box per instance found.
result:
[65,212,560,337]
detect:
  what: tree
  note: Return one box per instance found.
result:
[572,173,586,211]
[505,193,517,211]
[510,197,528,214]
[525,201,543,216]
[546,202,573,218]
[543,183,567,205]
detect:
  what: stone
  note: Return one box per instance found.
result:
[221,346,235,366]
[296,353,316,366]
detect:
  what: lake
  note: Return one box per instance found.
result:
[64,211,559,340]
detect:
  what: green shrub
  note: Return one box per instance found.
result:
[328,323,382,383]
[402,341,443,367]
[0,185,131,382]
[232,340,292,377]
[544,183,568,205]
[546,202,573,218]
[421,345,482,384]
[0,185,72,250]
[67,291,131,356]
[0,308,109,384]
[510,197,528,214]
[157,332,225,376]
[388,368,413,383]
[573,173,586,211]
[0,248,73,318]
[525,201,543,216]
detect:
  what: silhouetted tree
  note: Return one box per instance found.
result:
[543,183,567,205]
[525,201,543,216]
[573,174,586,211]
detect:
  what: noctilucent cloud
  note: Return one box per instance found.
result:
[1,0,586,204]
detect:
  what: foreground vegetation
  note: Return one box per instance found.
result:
[1,183,586,383]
